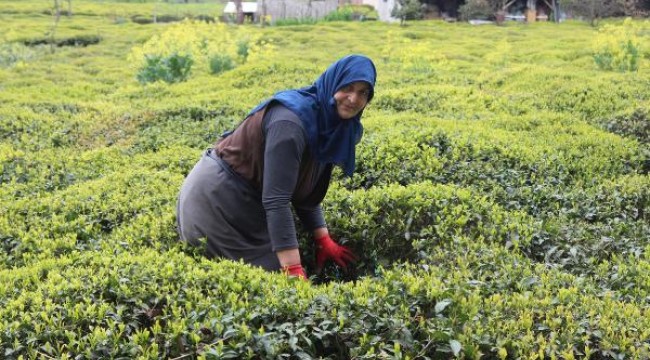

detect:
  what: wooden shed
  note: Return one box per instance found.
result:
[416,0,560,22]
[502,0,558,22]
[258,0,339,23]
[223,2,258,22]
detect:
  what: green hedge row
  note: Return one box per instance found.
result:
[2,8,650,359]
[3,243,650,359]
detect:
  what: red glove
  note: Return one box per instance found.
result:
[315,234,357,271]
[282,264,307,281]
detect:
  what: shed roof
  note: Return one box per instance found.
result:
[223,2,258,14]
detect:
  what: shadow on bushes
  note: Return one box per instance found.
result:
[601,108,650,144]
[600,108,650,174]
[41,9,72,16]
[22,35,101,47]
[131,14,215,25]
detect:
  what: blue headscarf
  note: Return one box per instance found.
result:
[247,54,377,176]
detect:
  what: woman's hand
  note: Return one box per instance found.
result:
[278,248,307,281]
[282,263,307,280]
[314,234,357,272]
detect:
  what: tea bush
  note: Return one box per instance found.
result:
[2,3,650,358]
[0,42,37,67]
[21,34,102,47]
[601,107,650,143]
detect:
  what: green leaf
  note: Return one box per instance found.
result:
[450,339,462,357]
[435,299,452,315]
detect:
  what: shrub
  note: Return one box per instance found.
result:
[317,181,536,279]
[236,39,249,61]
[391,0,423,25]
[323,5,378,21]
[0,42,35,67]
[5,12,650,359]
[128,21,275,82]
[274,17,318,26]
[323,6,355,21]
[208,54,235,75]
[459,0,493,20]
[560,0,623,26]
[136,53,193,84]
[593,18,642,72]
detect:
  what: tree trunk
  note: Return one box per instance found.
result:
[54,0,60,18]
[495,9,506,25]
[235,0,244,24]
[51,0,61,53]
[589,0,597,26]
[503,0,517,11]
[67,0,72,17]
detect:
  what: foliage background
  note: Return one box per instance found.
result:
[1,0,650,358]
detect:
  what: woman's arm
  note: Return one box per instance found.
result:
[261,107,307,270]
[276,226,328,266]
[313,227,328,238]
[276,248,301,267]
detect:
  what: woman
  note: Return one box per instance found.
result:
[176,54,376,280]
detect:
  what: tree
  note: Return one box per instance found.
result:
[458,0,493,20]
[619,0,650,16]
[391,0,423,26]
[559,0,623,26]
[487,0,517,12]
[48,0,62,53]
[459,0,517,23]
[235,0,244,24]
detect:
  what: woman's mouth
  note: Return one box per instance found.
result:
[342,105,355,112]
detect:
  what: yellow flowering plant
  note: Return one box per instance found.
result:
[381,31,448,75]
[128,20,275,82]
[593,18,642,72]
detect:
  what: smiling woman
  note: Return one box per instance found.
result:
[334,81,371,119]
[176,54,377,281]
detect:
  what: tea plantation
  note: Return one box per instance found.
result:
[1,1,649,358]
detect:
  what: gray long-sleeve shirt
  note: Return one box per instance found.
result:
[261,103,327,251]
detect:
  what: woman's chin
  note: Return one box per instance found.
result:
[337,110,357,120]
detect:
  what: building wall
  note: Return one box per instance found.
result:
[259,0,339,21]
[374,0,398,22]
[362,0,378,8]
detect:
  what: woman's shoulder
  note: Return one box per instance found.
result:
[264,101,303,129]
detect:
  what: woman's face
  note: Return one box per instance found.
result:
[333,81,371,120]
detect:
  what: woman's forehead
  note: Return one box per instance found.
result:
[342,81,371,90]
